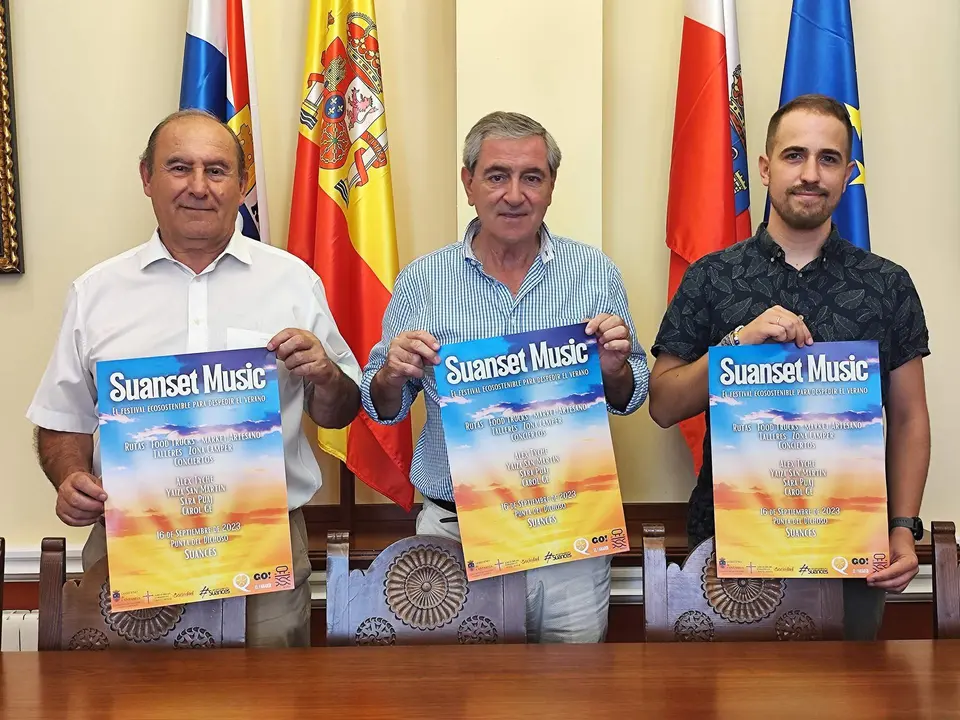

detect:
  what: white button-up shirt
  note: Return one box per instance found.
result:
[27,230,360,509]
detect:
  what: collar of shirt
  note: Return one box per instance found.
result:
[137,228,253,273]
[754,221,846,264]
[460,217,556,266]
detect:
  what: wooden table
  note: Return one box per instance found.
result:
[3,641,960,719]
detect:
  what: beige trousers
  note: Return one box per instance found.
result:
[82,507,313,648]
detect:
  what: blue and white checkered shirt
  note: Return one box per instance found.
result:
[360,219,650,502]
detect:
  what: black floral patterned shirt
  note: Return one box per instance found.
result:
[652,222,930,544]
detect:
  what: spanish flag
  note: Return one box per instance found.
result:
[287,0,414,509]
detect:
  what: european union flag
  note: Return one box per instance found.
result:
[777,0,869,250]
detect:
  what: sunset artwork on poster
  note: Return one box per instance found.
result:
[435,323,629,582]
[96,347,294,611]
[708,341,890,579]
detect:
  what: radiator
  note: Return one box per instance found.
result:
[1,610,39,651]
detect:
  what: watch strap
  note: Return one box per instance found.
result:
[890,516,923,540]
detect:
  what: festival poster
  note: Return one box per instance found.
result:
[435,323,629,581]
[96,347,294,611]
[708,340,890,579]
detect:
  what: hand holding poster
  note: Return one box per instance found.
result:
[435,323,629,581]
[708,341,889,579]
[96,347,294,611]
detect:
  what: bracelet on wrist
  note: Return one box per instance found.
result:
[718,325,745,347]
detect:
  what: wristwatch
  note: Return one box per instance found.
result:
[890,516,924,541]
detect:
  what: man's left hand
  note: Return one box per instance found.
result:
[585,314,631,377]
[866,527,919,593]
[268,328,336,385]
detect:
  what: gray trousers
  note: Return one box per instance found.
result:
[418,498,612,643]
[843,579,887,640]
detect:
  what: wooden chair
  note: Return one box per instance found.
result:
[0,537,5,646]
[38,538,245,651]
[326,531,526,646]
[932,521,960,639]
[642,523,843,642]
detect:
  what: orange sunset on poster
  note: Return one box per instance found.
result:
[96,348,293,611]
[708,341,889,579]
[435,324,629,581]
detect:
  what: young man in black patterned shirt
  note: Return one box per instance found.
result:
[648,94,931,641]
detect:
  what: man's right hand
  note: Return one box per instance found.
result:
[56,471,107,527]
[377,330,441,389]
[739,305,813,348]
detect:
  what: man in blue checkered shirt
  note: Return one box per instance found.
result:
[361,111,649,643]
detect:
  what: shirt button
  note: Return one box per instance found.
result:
[769,257,774,262]
[798,272,803,277]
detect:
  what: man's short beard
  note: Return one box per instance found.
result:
[770,192,838,231]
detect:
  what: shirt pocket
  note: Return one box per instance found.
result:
[225,327,274,351]
[225,327,297,399]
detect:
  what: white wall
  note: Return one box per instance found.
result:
[3,0,957,550]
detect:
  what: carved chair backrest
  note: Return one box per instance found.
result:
[38,538,245,650]
[0,537,4,646]
[642,523,844,641]
[326,531,526,646]
[932,521,960,639]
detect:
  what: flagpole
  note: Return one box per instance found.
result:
[240,0,270,245]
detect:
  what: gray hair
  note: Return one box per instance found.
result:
[462,111,562,177]
[140,108,246,184]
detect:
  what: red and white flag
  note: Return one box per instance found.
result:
[666,0,752,475]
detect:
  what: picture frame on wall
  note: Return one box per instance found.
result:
[0,0,22,274]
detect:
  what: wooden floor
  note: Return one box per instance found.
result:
[3,640,960,719]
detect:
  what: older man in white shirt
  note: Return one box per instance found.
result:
[26,109,361,648]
